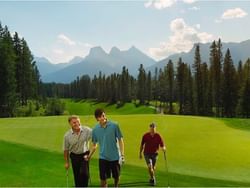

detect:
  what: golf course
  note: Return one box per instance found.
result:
[0,102,250,187]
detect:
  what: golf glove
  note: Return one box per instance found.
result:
[119,155,125,165]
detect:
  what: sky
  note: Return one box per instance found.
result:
[0,0,250,64]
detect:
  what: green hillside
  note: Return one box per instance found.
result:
[64,99,156,115]
[0,115,250,186]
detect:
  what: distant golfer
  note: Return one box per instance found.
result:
[139,122,166,186]
[63,115,92,187]
[87,108,125,187]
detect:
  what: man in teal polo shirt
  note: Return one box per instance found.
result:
[87,108,125,187]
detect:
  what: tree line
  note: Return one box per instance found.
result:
[0,21,249,118]
[43,39,250,118]
[0,23,41,117]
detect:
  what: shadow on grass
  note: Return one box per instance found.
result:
[1,140,250,187]
[220,118,250,132]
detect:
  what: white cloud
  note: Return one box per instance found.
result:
[42,34,93,64]
[53,49,64,55]
[144,0,195,9]
[149,18,215,60]
[222,8,247,19]
[183,0,196,4]
[195,24,200,29]
[144,0,177,9]
[57,34,76,46]
[189,6,200,11]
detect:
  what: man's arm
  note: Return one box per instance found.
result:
[159,134,166,152]
[139,136,145,159]
[139,142,144,159]
[118,138,125,164]
[86,143,97,161]
[118,138,124,156]
[64,150,70,169]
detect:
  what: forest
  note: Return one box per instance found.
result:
[1,22,250,118]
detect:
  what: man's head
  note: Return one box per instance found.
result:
[68,115,81,131]
[94,108,107,125]
[149,122,156,134]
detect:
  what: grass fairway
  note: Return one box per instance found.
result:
[64,99,156,115]
[0,115,250,186]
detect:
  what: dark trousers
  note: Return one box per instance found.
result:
[70,152,89,187]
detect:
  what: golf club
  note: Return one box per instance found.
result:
[88,162,92,186]
[163,151,170,188]
[66,169,69,188]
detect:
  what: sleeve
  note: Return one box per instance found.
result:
[140,134,145,147]
[115,124,123,139]
[158,134,164,147]
[92,129,97,144]
[87,127,92,140]
[63,135,69,151]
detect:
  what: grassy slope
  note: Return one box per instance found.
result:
[0,115,250,186]
[1,140,249,187]
[64,99,155,115]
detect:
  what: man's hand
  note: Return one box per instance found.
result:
[65,162,70,169]
[84,155,89,161]
[119,155,125,165]
[139,153,142,159]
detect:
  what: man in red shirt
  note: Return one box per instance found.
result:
[139,122,166,186]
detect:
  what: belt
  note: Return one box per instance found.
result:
[70,150,90,157]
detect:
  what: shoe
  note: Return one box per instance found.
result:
[152,177,156,186]
[149,178,156,186]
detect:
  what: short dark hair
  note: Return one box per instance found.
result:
[95,108,105,118]
[149,122,156,128]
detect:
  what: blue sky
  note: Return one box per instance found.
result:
[0,0,250,64]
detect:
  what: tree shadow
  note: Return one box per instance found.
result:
[220,118,250,132]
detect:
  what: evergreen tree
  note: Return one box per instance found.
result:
[121,66,129,103]
[193,44,204,115]
[176,58,185,114]
[239,79,250,117]
[166,60,174,113]
[201,62,212,115]
[186,66,195,114]
[222,49,238,117]
[137,64,146,104]
[210,39,223,116]
[0,26,17,117]
[238,59,250,117]
[237,60,244,88]
[145,71,152,104]
[152,67,159,110]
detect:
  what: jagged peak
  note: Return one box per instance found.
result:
[128,45,138,52]
[89,46,107,56]
[109,46,121,55]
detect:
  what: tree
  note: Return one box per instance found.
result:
[201,62,212,115]
[145,71,152,104]
[166,60,174,113]
[239,79,250,117]
[238,59,250,117]
[120,66,130,103]
[0,26,17,117]
[210,39,223,116]
[176,58,185,114]
[193,44,204,115]
[137,64,146,104]
[222,49,238,117]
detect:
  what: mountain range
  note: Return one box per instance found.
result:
[147,39,250,72]
[35,39,250,83]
